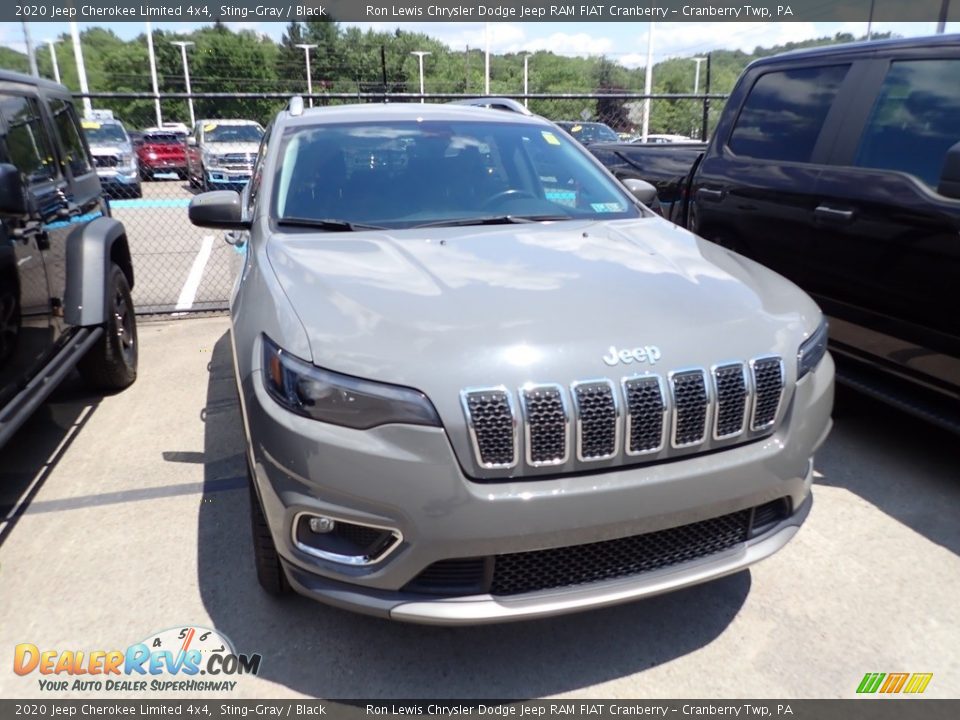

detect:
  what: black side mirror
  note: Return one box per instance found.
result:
[623,178,658,206]
[188,190,250,230]
[938,141,960,200]
[0,163,27,215]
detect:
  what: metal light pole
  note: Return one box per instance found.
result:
[520,52,530,107]
[867,0,876,39]
[692,57,706,94]
[22,22,38,77]
[295,44,317,107]
[484,23,491,95]
[70,22,92,117]
[146,23,162,127]
[411,51,431,103]
[641,22,655,142]
[45,39,60,84]
[171,41,195,127]
[937,0,950,33]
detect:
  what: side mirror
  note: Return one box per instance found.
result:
[186,137,197,147]
[188,191,250,230]
[623,178,658,206]
[938,141,960,200]
[0,163,27,215]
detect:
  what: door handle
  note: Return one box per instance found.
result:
[814,205,854,222]
[697,188,723,202]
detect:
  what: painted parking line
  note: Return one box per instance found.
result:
[110,198,191,209]
[175,235,215,311]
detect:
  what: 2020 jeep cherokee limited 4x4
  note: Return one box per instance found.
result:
[190,101,833,624]
[0,71,138,448]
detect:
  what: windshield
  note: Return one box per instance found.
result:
[205,124,263,143]
[273,119,640,229]
[83,123,128,144]
[561,123,620,143]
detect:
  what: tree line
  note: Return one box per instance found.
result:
[0,22,889,136]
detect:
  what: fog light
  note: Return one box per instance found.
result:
[308,516,336,534]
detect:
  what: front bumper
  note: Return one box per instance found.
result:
[242,348,834,624]
[205,167,251,187]
[142,158,186,173]
[284,494,810,625]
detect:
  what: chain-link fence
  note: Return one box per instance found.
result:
[76,91,726,316]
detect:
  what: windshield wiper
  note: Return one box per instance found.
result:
[277,217,387,232]
[412,214,570,229]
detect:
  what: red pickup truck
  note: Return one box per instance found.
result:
[136,129,187,180]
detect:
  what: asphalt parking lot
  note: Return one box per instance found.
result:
[0,315,958,699]
[111,179,240,314]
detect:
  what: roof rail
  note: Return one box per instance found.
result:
[448,97,534,116]
[288,96,305,117]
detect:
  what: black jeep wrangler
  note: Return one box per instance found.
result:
[0,71,138,447]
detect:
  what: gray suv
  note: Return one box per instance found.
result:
[189,100,833,624]
[81,117,141,199]
[0,71,138,448]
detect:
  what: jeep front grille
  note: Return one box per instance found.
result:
[520,384,569,466]
[713,363,748,439]
[751,357,785,431]
[572,380,620,461]
[461,388,517,469]
[670,370,709,448]
[460,354,787,476]
[623,376,666,454]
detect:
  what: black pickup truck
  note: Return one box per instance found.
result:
[592,35,960,430]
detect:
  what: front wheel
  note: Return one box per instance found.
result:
[78,263,138,391]
[248,462,291,596]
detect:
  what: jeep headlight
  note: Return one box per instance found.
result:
[262,335,440,429]
[797,318,828,379]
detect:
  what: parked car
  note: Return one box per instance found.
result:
[632,134,697,144]
[188,99,833,624]
[554,120,621,145]
[186,119,264,191]
[588,35,960,431]
[137,129,188,180]
[81,117,141,199]
[0,70,138,448]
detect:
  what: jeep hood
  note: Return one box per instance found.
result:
[265,217,820,392]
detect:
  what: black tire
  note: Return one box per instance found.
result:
[140,167,152,181]
[187,166,199,188]
[248,463,292,596]
[129,184,142,199]
[77,263,138,391]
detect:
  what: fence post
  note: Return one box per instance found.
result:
[701,53,712,142]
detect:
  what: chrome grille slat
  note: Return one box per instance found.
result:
[572,380,620,461]
[751,357,785,431]
[670,370,710,448]
[623,376,666,455]
[713,363,748,439]
[461,388,518,469]
[520,384,569,466]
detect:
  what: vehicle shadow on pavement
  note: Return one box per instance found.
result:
[0,375,101,548]
[815,386,960,557]
[197,331,750,698]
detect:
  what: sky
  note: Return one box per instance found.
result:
[1,20,956,68]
